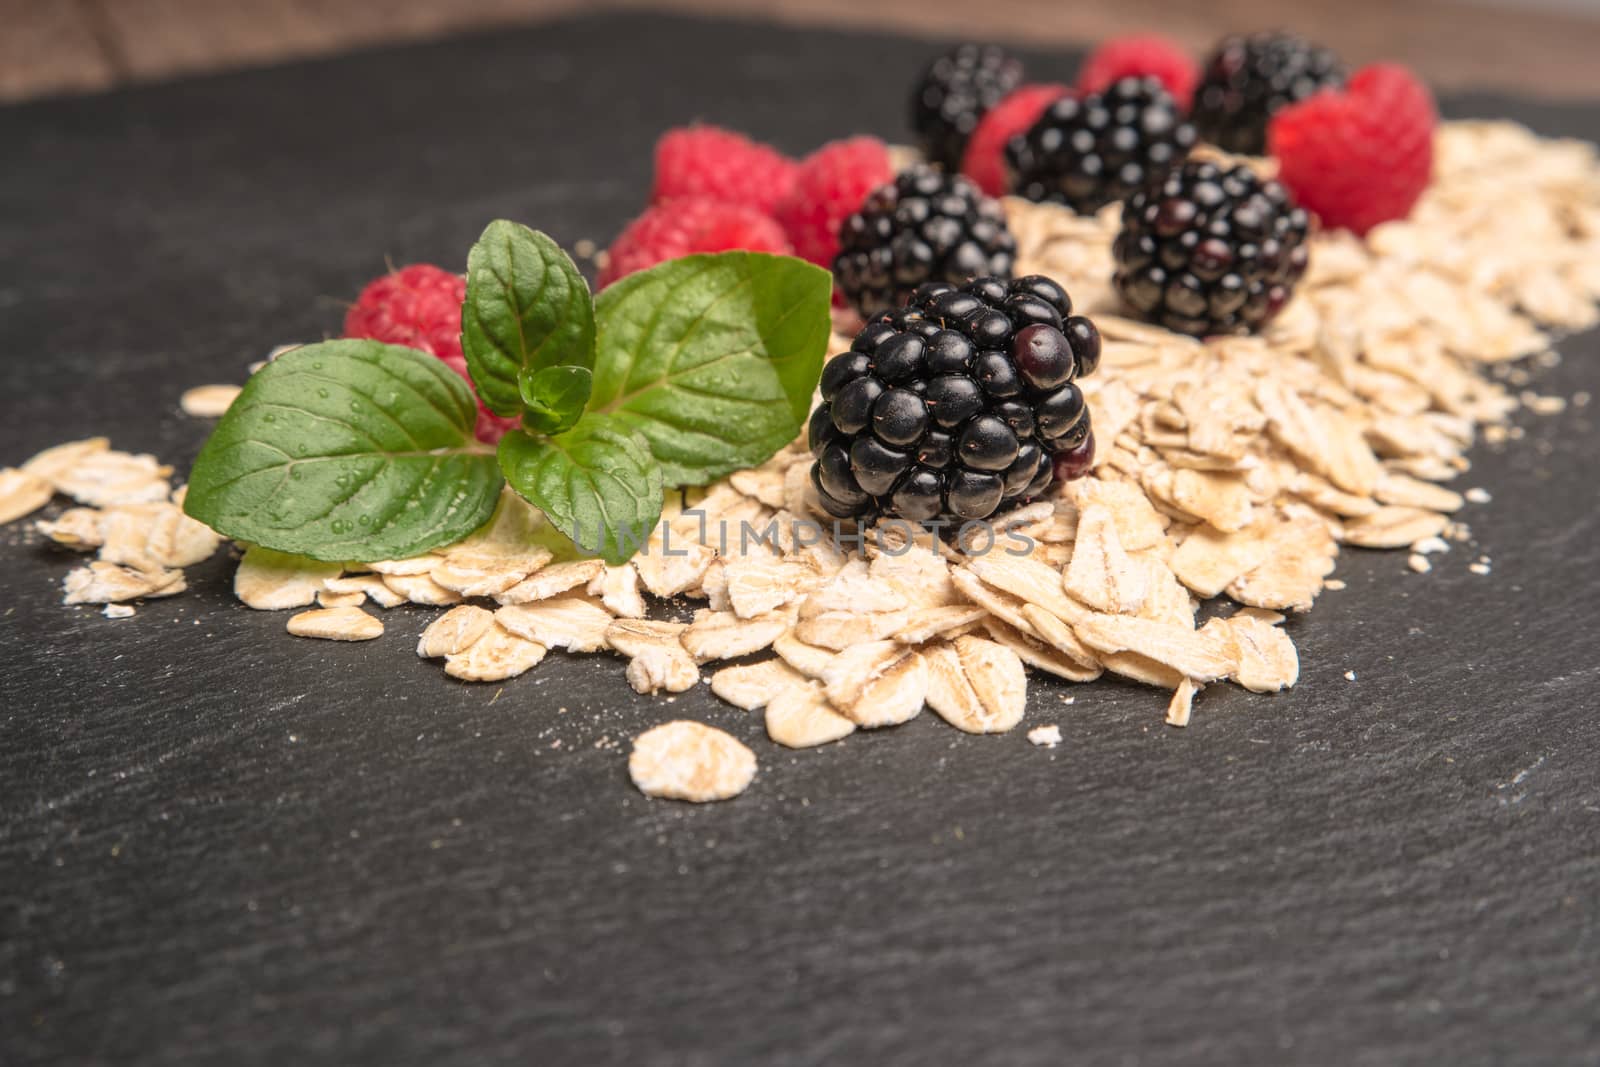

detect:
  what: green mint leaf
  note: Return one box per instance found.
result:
[518,364,592,436]
[497,416,664,565]
[183,340,503,562]
[462,220,595,417]
[589,251,831,486]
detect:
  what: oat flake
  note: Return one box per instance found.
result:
[628,721,757,802]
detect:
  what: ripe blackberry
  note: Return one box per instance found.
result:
[809,275,1101,526]
[1192,32,1345,156]
[1112,159,1310,337]
[833,166,1017,319]
[1007,77,1196,216]
[910,44,1025,171]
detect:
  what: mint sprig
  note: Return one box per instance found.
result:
[184,223,831,564]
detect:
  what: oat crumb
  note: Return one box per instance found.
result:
[1325,579,1347,591]
[103,604,135,619]
[1165,679,1198,728]
[1520,391,1568,416]
[1027,725,1062,748]
[1408,554,1433,574]
[1465,488,1492,504]
[1344,671,1357,682]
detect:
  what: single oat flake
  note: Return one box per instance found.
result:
[443,624,546,682]
[179,385,243,418]
[764,683,856,749]
[628,721,757,802]
[62,561,186,604]
[417,605,495,658]
[709,659,806,711]
[0,467,53,525]
[286,606,384,642]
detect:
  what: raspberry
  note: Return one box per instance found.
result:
[808,275,1100,525]
[774,136,894,267]
[959,83,1070,198]
[1192,32,1345,156]
[470,407,522,444]
[1008,77,1195,215]
[1077,34,1199,107]
[833,165,1016,318]
[1267,64,1436,237]
[598,197,792,288]
[650,125,798,215]
[910,44,1025,171]
[342,264,517,443]
[343,264,466,363]
[1112,159,1311,337]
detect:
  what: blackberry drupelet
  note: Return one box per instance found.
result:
[1006,77,1196,216]
[1191,32,1345,156]
[910,44,1025,171]
[833,166,1017,319]
[1112,159,1310,337]
[809,274,1101,526]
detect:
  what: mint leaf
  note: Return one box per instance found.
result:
[497,416,663,565]
[462,221,595,417]
[519,364,592,436]
[589,252,831,486]
[183,340,503,562]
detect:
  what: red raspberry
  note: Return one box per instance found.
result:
[343,264,465,362]
[773,137,894,267]
[651,125,798,215]
[343,264,518,444]
[598,197,792,288]
[1077,34,1199,106]
[960,83,1071,197]
[467,405,521,444]
[1268,64,1436,236]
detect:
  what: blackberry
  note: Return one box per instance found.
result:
[833,166,1017,319]
[1192,32,1345,156]
[809,275,1101,526]
[1112,159,1310,337]
[910,44,1025,171]
[1006,77,1196,216]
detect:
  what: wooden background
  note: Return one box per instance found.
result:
[6,0,1600,103]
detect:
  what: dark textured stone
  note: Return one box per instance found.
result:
[1,14,1598,1067]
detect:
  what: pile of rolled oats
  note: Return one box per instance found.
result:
[2,438,220,613]
[4,120,1597,802]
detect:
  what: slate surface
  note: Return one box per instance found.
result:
[2,13,1598,1067]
